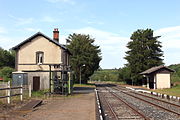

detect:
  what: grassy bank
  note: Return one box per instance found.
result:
[152,85,180,97]
[73,83,95,88]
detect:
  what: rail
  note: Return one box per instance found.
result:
[101,90,119,120]
[104,87,149,120]
[112,86,180,116]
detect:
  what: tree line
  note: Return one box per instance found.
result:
[0,47,15,81]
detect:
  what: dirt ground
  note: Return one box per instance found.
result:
[0,87,96,120]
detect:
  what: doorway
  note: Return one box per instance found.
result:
[33,76,40,91]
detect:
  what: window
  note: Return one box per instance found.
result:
[36,51,44,64]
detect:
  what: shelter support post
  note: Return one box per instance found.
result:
[154,75,156,89]
[146,76,149,89]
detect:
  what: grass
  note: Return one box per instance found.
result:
[152,85,180,97]
[0,99,4,104]
[101,81,126,85]
[31,89,49,98]
[90,80,126,85]
[73,83,95,88]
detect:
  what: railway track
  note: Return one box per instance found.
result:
[96,83,180,120]
[96,84,149,120]
[114,86,180,116]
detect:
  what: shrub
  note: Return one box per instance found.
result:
[0,67,15,82]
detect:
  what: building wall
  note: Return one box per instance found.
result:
[28,72,49,90]
[15,35,70,90]
[156,73,170,89]
[17,36,62,71]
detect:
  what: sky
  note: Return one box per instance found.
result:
[0,0,180,69]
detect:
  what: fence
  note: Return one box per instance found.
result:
[0,81,31,104]
[0,82,8,89]
[0,82,8,100]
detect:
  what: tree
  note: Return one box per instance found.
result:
[67,33,102,84]
[124,29,164,85]
[118,66,131,84]
[0,47,15,68]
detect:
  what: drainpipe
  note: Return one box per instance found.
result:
[49,65,52,93]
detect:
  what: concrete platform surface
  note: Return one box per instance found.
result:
[2,87,96,120]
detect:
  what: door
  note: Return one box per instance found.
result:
[33,76,40,91]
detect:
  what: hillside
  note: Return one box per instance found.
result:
[90,69,119,82]
[168,64,180,85]
[90,65,180,86]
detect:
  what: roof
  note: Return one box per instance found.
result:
[12,32,71,54]
[0,77,3,81]
[140,65,175,75]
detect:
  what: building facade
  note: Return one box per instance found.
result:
[12,29,71,92]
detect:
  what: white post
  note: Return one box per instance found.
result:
[20,84,23,101]
[147,76,149,89]
[29,84,31,97]
[7,81,10,104]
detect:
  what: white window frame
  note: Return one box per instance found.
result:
[36,51,44,64]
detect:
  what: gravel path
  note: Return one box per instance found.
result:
[1,87,96,120]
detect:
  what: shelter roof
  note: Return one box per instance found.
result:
[140,65,175,75]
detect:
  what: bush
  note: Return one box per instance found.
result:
[0,67,15,82]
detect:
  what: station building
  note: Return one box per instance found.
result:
[12,28,72,94]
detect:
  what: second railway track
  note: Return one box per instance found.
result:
[96,83,180,120]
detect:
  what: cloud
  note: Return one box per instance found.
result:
[154,26,180,65]
[46,0,75,5]
[0,27,7,34]
[41,16,58,23]
[155,26,180,49]
[87,21,104,25]
[155,26,180,34]
[59,34,67,44]
[70,27,130,68]
[24,28,42,32]
[0,35,23,50]
[8,15,34,25]
[70,26,180,68]
[71,27,129,47]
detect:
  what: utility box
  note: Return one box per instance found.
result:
[12,71,28,86]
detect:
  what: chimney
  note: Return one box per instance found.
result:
[53,28,59,42]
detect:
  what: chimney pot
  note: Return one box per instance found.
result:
[53,28,59,42]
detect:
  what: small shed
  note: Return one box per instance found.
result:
[140,66,175,89]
